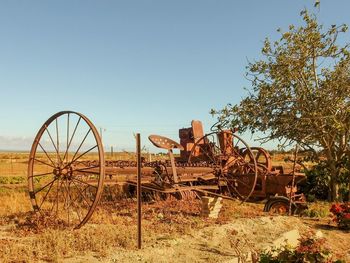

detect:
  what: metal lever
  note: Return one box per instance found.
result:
[168,149,178,184]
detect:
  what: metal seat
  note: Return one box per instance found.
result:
[148,135,183,184]
[148,135,184,150]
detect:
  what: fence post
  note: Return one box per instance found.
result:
[136,133,142,249]
[289,145,299,216]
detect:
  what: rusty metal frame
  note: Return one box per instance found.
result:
[27,112,306,229]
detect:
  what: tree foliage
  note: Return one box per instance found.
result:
[213,10,350,200]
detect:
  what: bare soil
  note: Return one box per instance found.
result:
[0,199,349,263]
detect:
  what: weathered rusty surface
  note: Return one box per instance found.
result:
[149,134,184,150]
[176,121,305,205]
[179,120,204,159]
[28,113,307,229]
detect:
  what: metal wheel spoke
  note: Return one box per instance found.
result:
[225,158,238,168]
[71,180,93,207]
[73,165,100,172]
[230,185,244,199]
[66,182,84,221]
[34,178,57,194]
[224,177,243,199]
[70,145,98,164]
[200,145,217,163]
[66,113,69,162]
[62,179,71,225]
[232,178,252,189]
[56,118,60,162]
[38,142,56,167]
[73,170,100,175]
[39,179,56,208]
[70,128,92,163]
[71,177,98,188]
[63,115,81,162]
[49,179,61,213]
[71,187,92,211]
[31,171,54,178]
[45,126,62,164]
[224,178,233,197]
[72,165,100,175]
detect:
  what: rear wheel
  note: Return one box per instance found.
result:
[188,131,258,202]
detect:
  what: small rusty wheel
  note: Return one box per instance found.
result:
[264,197,296,215]
[28,111,105,229]
[241,147,272,172]
[188,131,257,202]
[269,201,289,214]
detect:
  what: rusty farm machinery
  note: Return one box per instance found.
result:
[27,111,306,229]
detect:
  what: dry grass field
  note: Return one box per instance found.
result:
[0,152,349,262]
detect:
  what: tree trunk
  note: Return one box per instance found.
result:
[328,163,339,202]
[325,148,339,202]
[332,181,339,202]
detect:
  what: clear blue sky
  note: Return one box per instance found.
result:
[0,0,349,152]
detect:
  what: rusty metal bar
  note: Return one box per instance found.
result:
[125,183,219,193]
[136,133,142,249]
[168,149,179,184]
[102,166,215,175]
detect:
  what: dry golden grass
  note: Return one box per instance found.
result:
[0,188,349,262]
[0,151,347,262]
[0,224,136,262]
[0,180,265,262]
[0,175,204,261]
[0,194,207,262]
[0,192,32,218]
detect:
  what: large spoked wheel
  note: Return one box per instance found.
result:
[188,131,257,202]
[241,147,272,172]
[188,132,222,165]
[28,111,105,229]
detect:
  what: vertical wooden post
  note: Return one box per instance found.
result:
[136,133,142,249]
[289,144,299,216]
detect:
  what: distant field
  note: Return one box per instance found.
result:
[0,151,300,178]
[0,151,164,188]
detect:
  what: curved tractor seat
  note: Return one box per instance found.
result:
[148,135,184,151]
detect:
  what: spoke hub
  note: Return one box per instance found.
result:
[53,165,73,180]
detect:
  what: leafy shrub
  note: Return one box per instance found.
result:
[300,158,350,201]
[300,162,330,201]
[0,176,25,184]
[300,202,330,218]
[259,235,344,263]
[330,202,350,230]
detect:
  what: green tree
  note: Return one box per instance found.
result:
[214,10,350,201]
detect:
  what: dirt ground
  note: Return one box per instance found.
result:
[67,217,349,263]
[1,199,349,263]
[101,216,309,263]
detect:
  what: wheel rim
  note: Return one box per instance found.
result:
[27,111,105,229]
[188,131,257,202]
